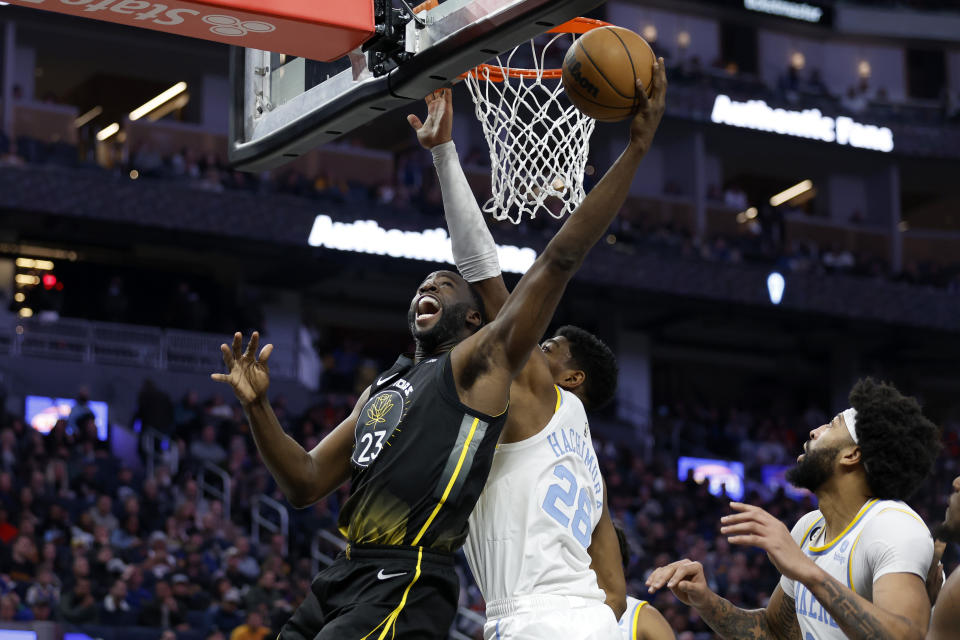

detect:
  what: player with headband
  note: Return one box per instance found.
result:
[647,378,941,640]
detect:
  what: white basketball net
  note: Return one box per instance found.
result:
[464,31,596,225]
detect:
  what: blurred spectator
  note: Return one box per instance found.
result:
[210,588,244,632]
[230,609,271,640]
[138,579,187,630]
[60,578,99,624]
[137,379,175,434]
[191,424,228,466]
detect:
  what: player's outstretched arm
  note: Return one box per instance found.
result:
[213,332,363,508]
[452,60,666,404]
[408,88,510,317]
[646,560,800,640]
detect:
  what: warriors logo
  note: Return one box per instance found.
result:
[352,389,404,468]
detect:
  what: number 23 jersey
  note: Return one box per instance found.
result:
[337,352,507,552]
[463,386,606,604]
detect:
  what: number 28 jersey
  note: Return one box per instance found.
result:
[337,352,507,553]
[463,386,606,604]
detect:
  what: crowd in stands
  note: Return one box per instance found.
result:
[0,369,957,639]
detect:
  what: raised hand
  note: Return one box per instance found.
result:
[211,331,274,406]
[629,57,667,155]
[407,88,453,150]
[645,558,713,608]
[721,501,815,582]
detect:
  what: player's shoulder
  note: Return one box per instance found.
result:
[866,499,927,528]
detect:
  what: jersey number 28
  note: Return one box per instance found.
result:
[541,463,593,548]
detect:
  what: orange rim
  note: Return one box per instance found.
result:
[460,17,612,82]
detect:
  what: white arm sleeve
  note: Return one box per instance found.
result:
[431,141,501,283]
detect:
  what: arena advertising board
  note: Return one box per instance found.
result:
[3,0,373,62]
[711,94,894,152]
[26,395,109,441]
[307,214,537,274]
[677,456,745,501]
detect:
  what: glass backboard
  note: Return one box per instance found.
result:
[229,0,604,171]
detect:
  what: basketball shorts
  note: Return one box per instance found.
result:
[482,594,620,640]
[279,543,459,640]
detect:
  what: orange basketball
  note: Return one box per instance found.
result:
[561,26,655,122]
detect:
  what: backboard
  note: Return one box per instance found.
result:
[228,0,604,171]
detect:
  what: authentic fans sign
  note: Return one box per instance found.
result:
[4,0,374,61]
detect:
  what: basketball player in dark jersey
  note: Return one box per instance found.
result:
[212,64,666,639]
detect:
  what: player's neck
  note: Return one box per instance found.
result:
[815,479,873,540]
[413,339,457,363]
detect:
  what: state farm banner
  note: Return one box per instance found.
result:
[7,0,375,62]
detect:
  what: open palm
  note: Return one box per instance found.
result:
[211,331,273,406]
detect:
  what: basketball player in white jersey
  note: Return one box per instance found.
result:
[406,60,667,639]
[647,378,941,640]
[614,526,675,640]
[927,474,960,639]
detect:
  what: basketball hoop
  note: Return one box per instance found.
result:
[463,17,609,224]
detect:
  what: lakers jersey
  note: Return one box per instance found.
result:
[619,597,650,640]
[780,499,933,639]
[338,352,507,552]
[463,386,606,605]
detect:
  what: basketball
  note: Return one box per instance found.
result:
[561,26,656,122]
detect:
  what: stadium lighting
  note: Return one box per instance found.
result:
[769,180,813,207]
[18,308,33,318]
[129,82,187,121]
[307,215,536,274]
[74,106,103,128]
[96,122,120,141]
[767,272,786,305]
[15,274,40,286]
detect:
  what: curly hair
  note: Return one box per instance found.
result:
[614,524,630,570]
[850,378,941,502]
[555,326,618,410]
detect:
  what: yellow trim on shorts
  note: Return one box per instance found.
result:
[632,600,648,640]
[411,417,480,545]
[359,546,424,640]
[555,385,562,413]
[808,499,878,553]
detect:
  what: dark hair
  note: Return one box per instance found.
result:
[614,524,630,570]
[555,326,618,410]
[850,378,941,501]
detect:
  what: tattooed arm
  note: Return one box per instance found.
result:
[696,584,801,640]
[645,560,800,640]
[802,569,929,640]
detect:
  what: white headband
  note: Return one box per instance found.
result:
[841,408,858,444]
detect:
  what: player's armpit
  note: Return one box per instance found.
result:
[588,486,626,619]
[928,567,960,639]
[297,385,372,507]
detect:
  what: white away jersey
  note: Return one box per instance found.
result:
[619,596,650,640]
[779,499,933,639]
[464,386,606,605]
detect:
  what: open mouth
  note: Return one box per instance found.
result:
[415,295,441,325]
